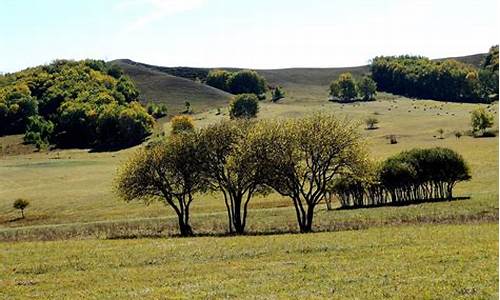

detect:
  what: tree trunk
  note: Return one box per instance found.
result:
[21,209,24,219]
[232,194,245,234]
[178,215,193,237]
[301,204,316,233]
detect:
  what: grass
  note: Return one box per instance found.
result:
[0,94,498,232]
[113,60,232,115]
[0,62,498,296]
[1,223,497,299]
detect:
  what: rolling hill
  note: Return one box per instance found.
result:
[111,59,232,115]
[114,52,487,109]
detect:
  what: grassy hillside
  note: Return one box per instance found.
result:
[112,60,232,115]
[116,52,486,107]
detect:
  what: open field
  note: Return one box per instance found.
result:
[1,223,497,299]
[0,92,498,240]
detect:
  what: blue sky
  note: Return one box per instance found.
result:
[0,0,498,72]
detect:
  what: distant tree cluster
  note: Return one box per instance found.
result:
[0,60,154,149]
[371,46,499,103]
[329,73,377,102]
[146,102,168,118]
[116,114,367,235]
[206,69,267,97]
[331,147,471,208]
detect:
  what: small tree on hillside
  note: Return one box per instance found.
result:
[171,115,194,135]
[329,73,357,102]
[471,107,494,136]
[246,114,367,232]
[365,117,379,130]
[357,76,377,101]
[13,199,30,218]
[115,132,206,236]
[271,86,285,102]
[184,101,192,114]
[229,94,259,119]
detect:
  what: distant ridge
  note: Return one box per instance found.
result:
[112,52,487,111]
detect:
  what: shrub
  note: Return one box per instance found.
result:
[271,86,285,102]
[24,116,54,149]
[437,128,444,139]
[229,94,259,119]
[471,107,494,136]
[184,101,192,114]
[365,117,379,130]
[13,198,30,218]
[146,102,168,118]
[171,115,194,134]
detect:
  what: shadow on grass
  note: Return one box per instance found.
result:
[334,196,472,211]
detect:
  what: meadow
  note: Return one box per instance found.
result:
[1,224,497,299]
[0,68,498,298]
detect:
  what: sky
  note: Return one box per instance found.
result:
[0,0,498,72]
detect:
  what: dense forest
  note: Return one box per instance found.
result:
[0,60,154,149]
[371,45,499,103]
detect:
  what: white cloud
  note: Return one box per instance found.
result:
[117,0,207,32]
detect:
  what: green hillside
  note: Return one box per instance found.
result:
[112,59,232,115]
[115,52,486,107]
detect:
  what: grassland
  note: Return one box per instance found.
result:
[0,62,498,298]
[1,223,497,299]
[0,93,497,242]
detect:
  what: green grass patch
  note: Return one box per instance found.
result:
[1,223,497,299]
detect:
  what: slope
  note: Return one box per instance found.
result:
[112,59,232,115]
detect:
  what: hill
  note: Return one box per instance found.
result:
[111,59,232,115]
[114,52,486,106]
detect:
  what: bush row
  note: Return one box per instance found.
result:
[331,147,471,208]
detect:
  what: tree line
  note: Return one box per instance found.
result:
[0,60,155,149]
[370,45,499,103]
[331,147,471,208]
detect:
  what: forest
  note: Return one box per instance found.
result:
[370,45,499,103]
[0,60,154,149]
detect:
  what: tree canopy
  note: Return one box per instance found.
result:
[244,114,367,232]
[0,59,154,149]
[329,73,377,102]
[370,50,498,103]
[115,132,207,236]
[229,94,259,119]
[205,69,268,96]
